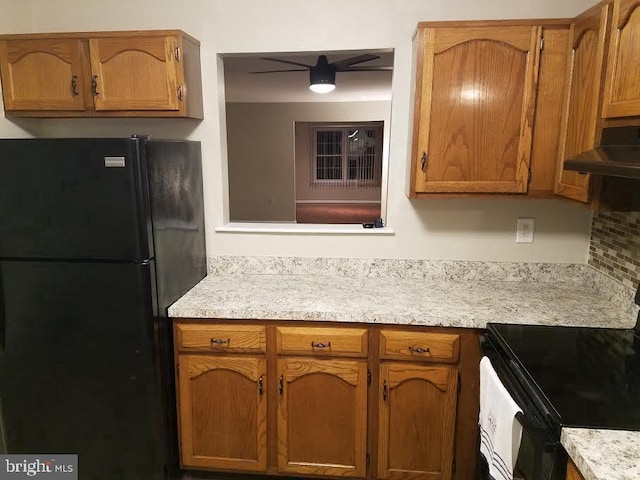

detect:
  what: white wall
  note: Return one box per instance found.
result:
[0,0,597,262]
[226,102,389,222]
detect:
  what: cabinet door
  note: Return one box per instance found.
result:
[554,5,609,202]
[566,459,586,480]
[177,355,267,472]
[602,0,640,118]
[277,358,367,477]
[378,364,458,480]
[89,35,181,111]
[412,26,541,194]
[0,38,86,111]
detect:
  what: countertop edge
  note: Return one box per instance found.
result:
[561,428,640,480]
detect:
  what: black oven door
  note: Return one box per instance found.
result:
[481,335,567,480]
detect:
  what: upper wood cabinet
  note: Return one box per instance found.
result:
[554,4,610,203]
[409,24,543,195]
[602,0,640,117]
[89,36,182,112]
[0,30,203,118]
[0,38,87,111]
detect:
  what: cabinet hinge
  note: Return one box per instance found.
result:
[452,459,457,474]
[527,169,532,185]
[175,45,181,62]
[457,373,461,393]
[366,454,370,467]
[367,369,372,385]
[539,36,544,51]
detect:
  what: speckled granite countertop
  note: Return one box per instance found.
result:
[562,428,640,480]
[168,274,636,329]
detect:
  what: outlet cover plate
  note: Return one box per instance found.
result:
[516,217,535,243]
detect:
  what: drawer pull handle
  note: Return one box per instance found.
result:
[409,346,430,354]
[383,380,388,401]
[311,341,331,349]
[279,375,284,395]
[258,375,264,396]
[210,338,231,345]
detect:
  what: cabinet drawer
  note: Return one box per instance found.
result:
[276,326,368,357]
[379,330,460,362]
[175,323,266,353]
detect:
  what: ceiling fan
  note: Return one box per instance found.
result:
[250,54,392,93]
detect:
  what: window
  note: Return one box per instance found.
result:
[223,50,393,226]
[313,123,383,186]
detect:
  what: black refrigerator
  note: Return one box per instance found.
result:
[0,137,206,479]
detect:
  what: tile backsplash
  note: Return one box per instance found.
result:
[589,212,640,289]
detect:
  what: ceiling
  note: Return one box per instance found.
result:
[223,51,394,103]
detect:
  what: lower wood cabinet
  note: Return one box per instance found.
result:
[277,358,368,477]
[378,364,458,480]
[176,354,267,472]
[566,459,585,480]
[173,321,481,480]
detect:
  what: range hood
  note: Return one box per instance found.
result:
[563,126,640,179]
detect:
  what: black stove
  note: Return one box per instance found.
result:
[486,322,640,433]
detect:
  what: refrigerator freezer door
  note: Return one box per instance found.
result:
[0,139,152,262]
[146,141,206,315]
[0,260,166,479]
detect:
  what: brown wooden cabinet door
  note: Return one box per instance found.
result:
[177,355,267,472]
[412,26,541,194]
[602,0,640,118]
[566,459,586,480]
[554,5,609,202]
[378,363,458,480]
[0,39,86,111]
[89,35,182,111]
[277,358,367,477]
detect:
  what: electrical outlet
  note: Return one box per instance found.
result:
[516,217,535,243]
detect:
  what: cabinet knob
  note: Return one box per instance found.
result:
[71,75,79,96]
[421,152,428,172]
[91,75,100,96]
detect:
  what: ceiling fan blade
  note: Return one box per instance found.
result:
[249,69,308,74]
[337,66,393,72]
[331,54,380,69]
[260,57,312,69]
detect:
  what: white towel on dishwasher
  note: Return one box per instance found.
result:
[479,356,524,480]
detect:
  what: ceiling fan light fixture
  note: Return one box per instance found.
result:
[309,63,336,93]
[309,83,335,93]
